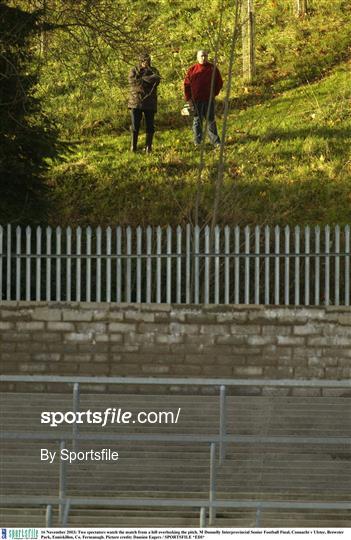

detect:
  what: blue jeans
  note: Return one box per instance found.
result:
[130,109,155,134]
[192,101,220,145]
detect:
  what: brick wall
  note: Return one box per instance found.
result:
[0,302,350,394]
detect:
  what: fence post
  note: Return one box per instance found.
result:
[345,225,350,306]
[36,226,42,302]
[46,227,52,302]
[106,227,112,303]
[76,227,82,302]
[59,440,66,525]
[255,505,262,527]
[199,507,206,527]
[25,226,31,301]
[72,383,80,452]
[219,385,226,464]
[209,442,216,525]
[16,226,21,301]
[45,504,53,527]
[264,226,270,305]
[56,227,61,302]
[6,224,11,301]
[335,225,340,306]
[62,499,71,527]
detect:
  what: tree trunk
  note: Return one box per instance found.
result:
[295,0,308,17]
[242,0,255,83]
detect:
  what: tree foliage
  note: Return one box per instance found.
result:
[0,2,58,223]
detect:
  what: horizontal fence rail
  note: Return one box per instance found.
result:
[0,224,350,305]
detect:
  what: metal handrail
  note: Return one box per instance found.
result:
[1,375,350,387]
[1,496,350,528]
[2,431,350,445]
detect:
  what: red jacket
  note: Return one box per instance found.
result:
[184,62,223,101]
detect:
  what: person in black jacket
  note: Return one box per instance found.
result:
[128,53,161,153]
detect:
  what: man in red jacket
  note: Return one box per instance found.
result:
[184,50,223,147]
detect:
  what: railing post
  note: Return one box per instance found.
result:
[6,224,12,301]
[45,504,53,527]
[209,442,216,526]
[62,499,71,527]
[72,383,80,451]
[59,440,66,525]
[219,385,226,464]
[199,507,206,527]
[255,505,262,528]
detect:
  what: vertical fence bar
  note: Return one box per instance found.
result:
[56,227,61,301]
[315,226,320,306]
[214,226,220,304]
[6,224,11,300]
[26,226,31,301]
[45,504,53,527]
[264,226,270,305]
[66,227,72,302]
[16,227,21,301]
[59,440,66,525]
[209,442,216,526]
[305,226,310,306]
[46,227,52,302]
[96,226,102,302]
[224,226,230,304]
[76,227,82,302]
[204,226,210,304]
[186,224,191,303]
[116,226,121,303]
[219,385,226,464]
[86,227,92,302]
[345,225,350,306]
[274,226,280,305]
[156,227,162,303]
[294,226,300,306]
[244,226,250,304]
[62,499,71,527]
[36,227,42,301]
[254,226,260,305]
[255,506,262,528]
[199,507,206,527]
[146,226,152,303]
[72,383,80,452]
[194,225,200,304]
[0,227,3,300]
[136,226,142,303]
[234,226,240,304]
[126,226,132,303]
[106,227,112,303]
[325,225,330,305]
[335,225,340,306]
[284,226,290,305]
[176,226,182,304]
[167,226,172,303]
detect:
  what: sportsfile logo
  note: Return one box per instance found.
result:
[41,407,181,427]
[5,530,38,540]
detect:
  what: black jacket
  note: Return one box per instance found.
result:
[128,65,161,111]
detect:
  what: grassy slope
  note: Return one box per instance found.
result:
[47,61,351,227]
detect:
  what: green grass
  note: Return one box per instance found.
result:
[46,61,351,227]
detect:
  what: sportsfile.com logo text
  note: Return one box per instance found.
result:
[41,407,181,427]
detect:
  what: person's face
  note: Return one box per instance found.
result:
[197,51,208,64]
[141,58,151,68]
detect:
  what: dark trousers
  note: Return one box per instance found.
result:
[130,109,155,134]
[193,101,220,145]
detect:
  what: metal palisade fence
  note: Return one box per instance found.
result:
[0,224,350,306]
